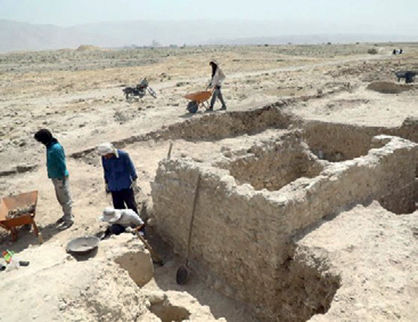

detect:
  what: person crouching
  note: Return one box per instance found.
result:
[100,207,144,236]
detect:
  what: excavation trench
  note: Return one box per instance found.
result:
[219,135,324,191]
[151,131,417,321]
[70,102,297,164]
[303,117,418,162]
[70,101,417,170]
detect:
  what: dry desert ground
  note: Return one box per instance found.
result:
[0,43,417,321]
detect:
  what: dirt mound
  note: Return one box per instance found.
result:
[76,44,102,51]
[367,81,413,94]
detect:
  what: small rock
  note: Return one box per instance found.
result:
[145,290,166,304]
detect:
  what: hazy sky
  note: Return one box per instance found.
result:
[1,0,417,34]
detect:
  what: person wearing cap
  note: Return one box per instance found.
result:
[100,207,144,236]
[207,60,227,112]
[34,129,74,230]
[97,143,139,214]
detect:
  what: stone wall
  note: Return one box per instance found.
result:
[151,135,416,320]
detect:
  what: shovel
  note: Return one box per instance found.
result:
[176,174,201,285]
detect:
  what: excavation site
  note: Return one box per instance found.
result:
[151,107,417,321]
[0,43,417,322]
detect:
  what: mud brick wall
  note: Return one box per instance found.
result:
[151,135,416,319]
[304,117,418,162]
[223,133,323,191]
[152,162,289,315]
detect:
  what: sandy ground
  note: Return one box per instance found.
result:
[0,43,417,321]
[1,43,417,173]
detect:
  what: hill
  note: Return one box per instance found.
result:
[1,19,417,52]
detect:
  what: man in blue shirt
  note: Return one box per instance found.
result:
[34,129,74,230]
[97,142,139,214]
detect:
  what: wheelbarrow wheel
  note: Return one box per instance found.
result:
[187,101,198,114]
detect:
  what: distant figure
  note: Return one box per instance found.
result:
[97,142,139,214]
[207,60,227,111]
[399,48,403,54]
[395,71,416,83]
[392,49,397,55]
[34,129,74,230]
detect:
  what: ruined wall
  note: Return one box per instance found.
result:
[222,132,323,191]
[151,135,416,320]
[303,121,374,161]
[394,116,418,143]
[152,162,289,318]
[304,117,418,162]
[154,104,295,142]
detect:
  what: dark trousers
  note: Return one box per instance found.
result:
[210,86,226,108]
[111,188,138,214]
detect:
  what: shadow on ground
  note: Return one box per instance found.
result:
[0,223,61,253]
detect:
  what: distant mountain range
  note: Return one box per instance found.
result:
[1,19,417,53]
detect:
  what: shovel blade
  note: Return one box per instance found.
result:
[176,265,190,285]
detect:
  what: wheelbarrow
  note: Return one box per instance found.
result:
[184,89,213,113]
[0,191,43,243]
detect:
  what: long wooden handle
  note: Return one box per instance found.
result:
[136,231,163,264]
[167,142,173,160]
[186,174,201,261]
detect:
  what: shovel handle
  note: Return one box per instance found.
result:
[186,174,201,260]
[134,226,163,265]
[167,142,173,160]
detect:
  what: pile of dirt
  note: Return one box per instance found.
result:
[366,81,414,94]
[76,44,102,52]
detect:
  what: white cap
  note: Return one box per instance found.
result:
[99,207,122,223]
[97,143,118,157]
